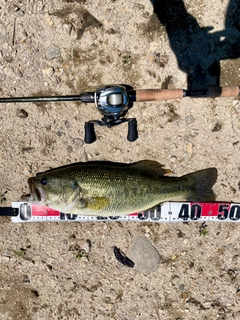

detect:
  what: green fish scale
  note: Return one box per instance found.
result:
[69,166,190,215]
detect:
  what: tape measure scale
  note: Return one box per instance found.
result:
[10,202,240,223]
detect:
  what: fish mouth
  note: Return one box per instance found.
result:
[28,178,46,203]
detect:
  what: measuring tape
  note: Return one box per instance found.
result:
[1,201,239,223]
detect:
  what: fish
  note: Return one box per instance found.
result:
[20,160,218,216]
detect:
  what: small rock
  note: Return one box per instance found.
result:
[35,0,44,12]
[3,65,14,76]
[186,143,193,155]
[232,100,239,107]
[44,13,54,27]
[16,70,23,78]
[63,23,72,35]
[46,44,61,60]
[179,284,185,291]
[127,236,162,274]
[42,66,54,78]
[2,250,12,257]
[82,239,91,254]
[16,109,28,118]
[212,122,221,132]
[17,8,25,17]
[67,145,73,153]
[65,120,71,128]
[185,115,195,125]
[22,275,30,284]
[74,139,84,150]
[170,155,177,162]
[8,4,18,14]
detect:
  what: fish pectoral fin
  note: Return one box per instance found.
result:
[132,160,171,178]
[85,197,110,210]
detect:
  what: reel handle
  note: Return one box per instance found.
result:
[84,122,96,144]
[127,119,138,142]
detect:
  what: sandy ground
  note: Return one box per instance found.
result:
[0,0,240,319]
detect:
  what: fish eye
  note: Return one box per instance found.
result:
[40,177,48,185]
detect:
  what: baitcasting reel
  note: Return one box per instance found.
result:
[84,84,138,144]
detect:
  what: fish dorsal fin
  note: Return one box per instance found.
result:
[84,197,110,210]
[131,160,171,178]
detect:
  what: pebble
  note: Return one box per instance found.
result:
[179,284,185,291]
[232,100,239,107]
[46,44,61,60]
[16,109,28,118]
[16,70,23,78]
[185,115,195,125]
[17,9,25,17]
[44,13,54,27]
[67,145,73,153]
[212,123,221,132]
[170,155,177,162]
[82,239,91,254]
[127,236,162,274]
[35,0,44,12]
[2,250,12,257]
[22,275,30,284]
[3,65,14,77]
[186,143,193,155]
[74,139,84,150]
[42,66,54,77]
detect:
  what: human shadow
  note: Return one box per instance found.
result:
[151,0,240,90]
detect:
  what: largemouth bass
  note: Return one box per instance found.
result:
[21,160,217,216]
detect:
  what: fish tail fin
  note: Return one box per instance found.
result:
[184,167,218,202]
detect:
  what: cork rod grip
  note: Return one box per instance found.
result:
[135,89,184,101]
[207,86,240,97]
[133,86,239,101]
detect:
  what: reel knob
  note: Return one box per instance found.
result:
[127,119,138,142]
[84,122,96,144]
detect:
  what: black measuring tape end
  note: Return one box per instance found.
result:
[0,207,19,217]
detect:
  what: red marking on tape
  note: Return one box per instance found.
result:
[190,202,231,217]
[31,204,60,217]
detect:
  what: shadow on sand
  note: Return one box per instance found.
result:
[150,0,240,89]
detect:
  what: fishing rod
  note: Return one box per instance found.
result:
[0,84,239,143]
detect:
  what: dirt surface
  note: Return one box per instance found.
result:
[0,0,240,319]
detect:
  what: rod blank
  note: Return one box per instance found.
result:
[0,95,83,104]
